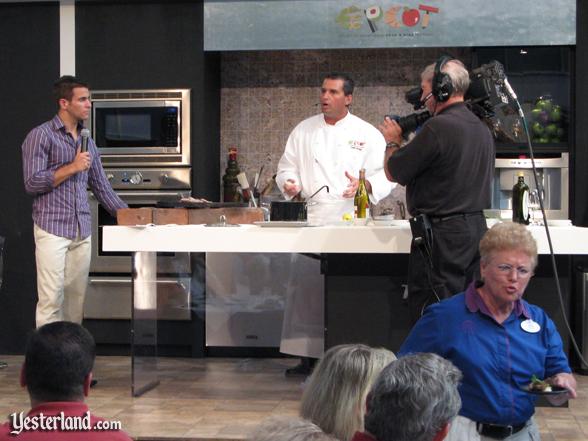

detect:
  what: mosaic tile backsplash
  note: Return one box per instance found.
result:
[220,47,472,217]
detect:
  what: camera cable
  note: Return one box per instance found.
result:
[507,82,588,369]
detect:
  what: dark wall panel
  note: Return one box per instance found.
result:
[0,3,60,353]
[75,1,219,356]
[573,0,588,225]
[76,0,221,200]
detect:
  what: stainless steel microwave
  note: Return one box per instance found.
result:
[88,89,190,166]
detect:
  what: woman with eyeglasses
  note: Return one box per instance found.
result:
[398,222,576,441]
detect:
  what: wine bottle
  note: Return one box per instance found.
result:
[512,173,530,225]
[354,168,369,219]
[222,147,242,203]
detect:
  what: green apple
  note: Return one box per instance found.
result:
[535,98,553,112]
[537,137,549,143]
[531,108,542,120]
[550,105,562,122]
[545,123,558,136]
[531,121,545,136]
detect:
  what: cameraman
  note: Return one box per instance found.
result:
[380,57,494,323]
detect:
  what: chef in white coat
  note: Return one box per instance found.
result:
[275,72,394,375]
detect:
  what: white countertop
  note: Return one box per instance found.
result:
[102,222,588,255]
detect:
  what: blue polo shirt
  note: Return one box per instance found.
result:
[398,282,571,426]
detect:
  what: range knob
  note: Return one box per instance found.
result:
[160,173,169,184]
[106,173,115,182]
[129,172,143,185]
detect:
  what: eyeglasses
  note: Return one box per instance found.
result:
[495,263,532,278]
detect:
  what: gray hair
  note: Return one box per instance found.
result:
[421,59,470,97]
[250,416,339,441]
[479,222,538,269]
[364,353,462,441]
[300,344,396,441]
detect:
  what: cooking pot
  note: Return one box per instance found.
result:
[270,201,307,221]
[270,185,329,221]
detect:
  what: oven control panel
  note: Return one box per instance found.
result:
[104,168,191,191]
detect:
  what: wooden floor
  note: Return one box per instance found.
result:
[1,355,587,441]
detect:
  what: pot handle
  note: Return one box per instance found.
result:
[308,185,329,200]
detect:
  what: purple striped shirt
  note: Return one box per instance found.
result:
[22,115,127,239]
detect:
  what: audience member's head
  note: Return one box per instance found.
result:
[21,321,95,405]
[250,416,338,441]
[300,344,396,441]
[479,221,538,270]
[364,353,462,441]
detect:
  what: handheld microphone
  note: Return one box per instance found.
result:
[80,128,90,153]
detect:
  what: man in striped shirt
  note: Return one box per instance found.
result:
[22,76,127,328]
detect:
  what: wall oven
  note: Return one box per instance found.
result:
[88,89,190,166]
[84,167,191,321]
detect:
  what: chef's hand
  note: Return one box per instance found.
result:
[72,147,91,173]
[283,179,301,197]
[343,171,359,198]
[379,117,403,146]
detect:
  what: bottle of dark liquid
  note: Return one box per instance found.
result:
[512,173,530,225]
[354,168,369,219]
[222,147,241,203]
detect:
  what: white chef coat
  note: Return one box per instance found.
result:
[276,111,395,357]
[276,112,393,223]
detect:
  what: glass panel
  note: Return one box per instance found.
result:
[204,253,322,350]
[131,251,159,397]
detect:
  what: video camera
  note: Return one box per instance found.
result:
[389,60,513,136]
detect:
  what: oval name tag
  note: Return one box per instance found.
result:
[521,319,541,333]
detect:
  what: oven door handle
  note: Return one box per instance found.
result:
[90,191,185,199]
[88,278,188,290]
[117,191,185,198]
[89,278,132,284]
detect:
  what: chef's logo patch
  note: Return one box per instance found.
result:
[349,140,366,151]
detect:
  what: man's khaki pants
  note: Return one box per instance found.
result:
[34,225,91,328]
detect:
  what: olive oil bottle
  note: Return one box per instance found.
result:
[512,172,530,225]
[354,168,369,219]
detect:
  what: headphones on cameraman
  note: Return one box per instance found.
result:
[432,56,454,102]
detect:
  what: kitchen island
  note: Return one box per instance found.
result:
[102,222,588,396]
[103,222,588,254]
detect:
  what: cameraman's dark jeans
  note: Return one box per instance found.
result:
[407,213,487,324]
